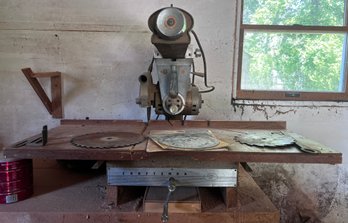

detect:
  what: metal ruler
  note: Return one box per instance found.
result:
[107,158,237,187]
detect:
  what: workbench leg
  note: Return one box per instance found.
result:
[106,185,119,206]
[106,186,146,209]
[221,187,239,209]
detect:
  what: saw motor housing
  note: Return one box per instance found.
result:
[136,7,204,118]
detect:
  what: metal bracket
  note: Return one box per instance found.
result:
[14,125,48,147]
[21,68,63,118]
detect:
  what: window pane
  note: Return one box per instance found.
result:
[243,0,345,26]
[241,32,346,92]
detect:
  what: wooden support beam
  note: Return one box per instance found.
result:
[222,187,239,209]
[22,68,53,114]
[106,185,119,207]
[21,68,63,118]
[51,75,62,118]
[31,72,61,78]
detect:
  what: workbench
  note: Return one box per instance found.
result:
[1,120,342,223]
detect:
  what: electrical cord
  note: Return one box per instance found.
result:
[191,30,215,93]
[192,60,196,84]
[148,57,155,72]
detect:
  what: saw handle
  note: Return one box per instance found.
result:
[161,177,177,223]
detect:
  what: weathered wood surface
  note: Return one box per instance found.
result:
[5,120,146,160]
[143,187,201,213]
[4,120,342,164]
[0,159,279,223]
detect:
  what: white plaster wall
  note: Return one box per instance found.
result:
[0,0,347,222]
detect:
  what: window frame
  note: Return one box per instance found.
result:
[235,0,348,101]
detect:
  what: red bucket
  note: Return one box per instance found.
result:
[0,150,33,204]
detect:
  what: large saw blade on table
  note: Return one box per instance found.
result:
[71,132,145,149]
[234,131,294,147]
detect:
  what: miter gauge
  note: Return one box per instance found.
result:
[71,132,145,149]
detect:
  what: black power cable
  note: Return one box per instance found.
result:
[191,30,215,93]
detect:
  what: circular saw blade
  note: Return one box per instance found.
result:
[235,132,294,148]
[151,130,220,150]
[71,132,145,149]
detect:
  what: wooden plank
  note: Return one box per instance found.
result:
[33,159,61,169]
[31,72,61,78]
[209,121,286,130]
[51,74,62,118]
[221,187,238,209]
[105,186,146,208]
[236,89,348,101]
[144,120,209,136]
[131,140,148,155]
[21,68,52,114]
[146,150,341,164]
[3,121,342,164]
[61,119,145,126]
[143,187,201,213]
[222,164,239,210]
[170,120,209,128]
[0,212,279,223]
[106,185,119,207]
[5,142,342,164]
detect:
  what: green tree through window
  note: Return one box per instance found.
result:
[237,0,348,100]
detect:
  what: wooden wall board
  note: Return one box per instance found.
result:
[60,119,145,126]
[0,211,279,223]
[209,121,286,130]
[4,120,342,164]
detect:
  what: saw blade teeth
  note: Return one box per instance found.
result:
[70,132,145,149]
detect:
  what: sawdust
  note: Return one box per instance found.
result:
[249,164,341,223]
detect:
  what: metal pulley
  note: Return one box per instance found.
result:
[156,7,187,40]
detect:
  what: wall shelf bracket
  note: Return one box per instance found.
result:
[21,68,63,119]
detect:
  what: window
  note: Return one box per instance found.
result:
[236,0,348,101]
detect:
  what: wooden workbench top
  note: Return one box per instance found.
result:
[3,120,342,164]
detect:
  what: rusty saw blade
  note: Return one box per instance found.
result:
[234,131,321,154]
[234,131,294,147]
[149,129,220,150]
[71,132,145,149]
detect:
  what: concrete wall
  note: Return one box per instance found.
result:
[0,0,347,222]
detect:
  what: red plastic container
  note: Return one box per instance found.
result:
[0,151,33,204]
